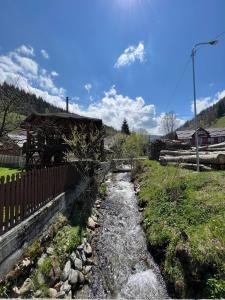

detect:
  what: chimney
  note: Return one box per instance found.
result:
[66,96,69,113]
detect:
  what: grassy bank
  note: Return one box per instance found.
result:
[133,160,225,298]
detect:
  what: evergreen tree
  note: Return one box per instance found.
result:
[121,119,130,135]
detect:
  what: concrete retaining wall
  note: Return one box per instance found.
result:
[0,161,111,279]
[0,178,90,279]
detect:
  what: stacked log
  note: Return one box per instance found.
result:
[149,139,191,161]
[159,141,225,171]
[160,153,225,165]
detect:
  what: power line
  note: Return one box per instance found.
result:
[214,30,225,39]
[164,55,191,112]
[163,29,225,114]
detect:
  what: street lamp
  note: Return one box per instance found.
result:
[191,40,218,172]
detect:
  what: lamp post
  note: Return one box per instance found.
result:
[191,40,218,172]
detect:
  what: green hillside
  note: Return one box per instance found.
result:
[210,115,225,128]
[181,96,225,129]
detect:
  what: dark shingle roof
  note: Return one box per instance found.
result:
[176,129,195,139]
[22,112,102,124]
[207,128,225,137]
[176,127,225,139]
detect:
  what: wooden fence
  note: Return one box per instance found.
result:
[0,164,80,235]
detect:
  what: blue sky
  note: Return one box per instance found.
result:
[0,0,224,134]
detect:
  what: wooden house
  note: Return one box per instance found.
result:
[21,112,104,167]
[176,127,225,146]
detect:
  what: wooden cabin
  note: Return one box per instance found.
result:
[176,127,225,146]
[21,112,104,168]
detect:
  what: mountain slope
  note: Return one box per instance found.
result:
[180,96,225,130]
[0,83,118,136]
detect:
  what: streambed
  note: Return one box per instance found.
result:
[90,171,168,299]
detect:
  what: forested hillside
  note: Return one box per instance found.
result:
[0,83,117,136]
[181,96,225,129]
[0,83,64,116]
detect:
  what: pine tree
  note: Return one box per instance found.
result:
[121,119,130,135]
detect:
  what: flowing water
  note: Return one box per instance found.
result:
[90,171,168,299]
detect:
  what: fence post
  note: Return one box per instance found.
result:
[0,176,5,234]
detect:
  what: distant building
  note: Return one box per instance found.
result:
[176,127,225,146]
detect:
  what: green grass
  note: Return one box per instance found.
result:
[133,160,225,299]
[0,167,20,180]
[210,116,225,128]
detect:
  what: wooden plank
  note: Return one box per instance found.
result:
[0,177,5,234]
[20,173,24,221]
[10,174,16,227]
[4,175,10,232]
[15,174,20,223]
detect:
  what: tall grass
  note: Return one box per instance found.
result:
[134,160,225,298]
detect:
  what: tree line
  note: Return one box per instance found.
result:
[0,82,64,137]
[180,95,225,130]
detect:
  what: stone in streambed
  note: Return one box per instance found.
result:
[48,288,58,298]
[56,291,66,298]
[84,243,92,257]
[62,261,71,281]
[74,257,83,271]
[60,280,71,293]
[13,278,34,295]
[83,265,92,275]
[68,269,79,286]
[87,217,96,230]
[78,271,85,284]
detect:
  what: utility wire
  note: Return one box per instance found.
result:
[214,30,225,39]
[164,55,191,112]
[163,29,225,114]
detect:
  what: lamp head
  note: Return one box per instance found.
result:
[209,40,218,45]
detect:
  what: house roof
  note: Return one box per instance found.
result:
[207,128,225,137]
[176,129,195,139]
[176,127,225,139]
[24,112,101,122]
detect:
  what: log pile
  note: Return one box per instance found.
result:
[149,139,190,160]
[159,141,225,171]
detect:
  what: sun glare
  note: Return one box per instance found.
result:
[115,0,148,11]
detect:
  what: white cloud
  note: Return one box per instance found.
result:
[51,71,58,77]
[41,49,49,59]
[191,89,225,114]
[14,54,38,76]
[0,46,185,135]
[84,83,92,93]
[83,86,157,133]
[89,96,94,102]
[0,45,65,109]
[16,45,34,57]
[114,42,145,68]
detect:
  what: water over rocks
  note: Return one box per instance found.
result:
[90,172,168,299]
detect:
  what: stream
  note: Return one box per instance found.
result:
[90,171,168,299]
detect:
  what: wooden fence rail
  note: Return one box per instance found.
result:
[0,164,80,236]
